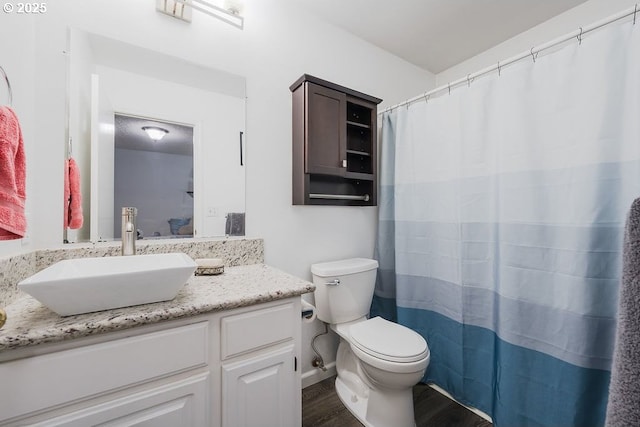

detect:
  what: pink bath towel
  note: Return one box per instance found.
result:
[0,106,26,240]
[64,157,83,229]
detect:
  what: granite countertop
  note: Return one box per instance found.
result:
[0,264,314,352]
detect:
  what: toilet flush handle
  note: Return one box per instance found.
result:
[325,278,340,286]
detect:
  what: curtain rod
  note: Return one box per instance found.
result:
[380,4,638,114]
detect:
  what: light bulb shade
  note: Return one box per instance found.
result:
[142,126,169,141]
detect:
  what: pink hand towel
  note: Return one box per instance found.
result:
[64,157,83,229]
[0,106,26,240]
[63,159,69,227]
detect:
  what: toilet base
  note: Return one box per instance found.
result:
[335,376,416,427]
[335,376,371,427]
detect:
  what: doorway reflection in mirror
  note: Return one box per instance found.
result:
[114,114,194,240]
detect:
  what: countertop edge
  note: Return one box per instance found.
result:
[0,264,315,353]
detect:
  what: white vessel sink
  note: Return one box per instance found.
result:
[18,253,198,316]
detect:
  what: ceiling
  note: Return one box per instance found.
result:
[294,0,589,73]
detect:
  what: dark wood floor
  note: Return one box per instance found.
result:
[302,376,492,427]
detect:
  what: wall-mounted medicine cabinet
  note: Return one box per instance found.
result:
[290,74,382,206]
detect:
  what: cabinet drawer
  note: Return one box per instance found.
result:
[221,303,294,359]
[25,373,210,427]
[0,322,208,422]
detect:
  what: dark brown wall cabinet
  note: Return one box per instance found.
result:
[290,74,382,206]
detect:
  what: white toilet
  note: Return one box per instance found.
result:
[311,258,430,427]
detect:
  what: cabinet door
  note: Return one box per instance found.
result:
[222,345,297,427]
[21,373,209,427]
[305,82,347,176]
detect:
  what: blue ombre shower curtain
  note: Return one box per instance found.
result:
[373,17,640,427]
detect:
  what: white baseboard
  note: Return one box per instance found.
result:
[301,362,337,389]
[427,383,493,423]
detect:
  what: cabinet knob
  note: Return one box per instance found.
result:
[342,159,347,168]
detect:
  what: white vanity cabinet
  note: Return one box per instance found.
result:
[0,298,302,427]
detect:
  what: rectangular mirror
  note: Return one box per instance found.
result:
[65,28,246,243]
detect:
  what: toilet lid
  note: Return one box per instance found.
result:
[349,317,429,363]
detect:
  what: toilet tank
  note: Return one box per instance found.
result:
[311,258,379,324]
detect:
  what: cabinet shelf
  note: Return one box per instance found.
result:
[291,74,381,206]
[346,149,371,157]
[346,120,371,129]
[344,172,374,181]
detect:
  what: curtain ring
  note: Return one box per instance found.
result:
[577,27,583,45]
[497,61,501,76]
[448,83,451,95]
[530,47,538,63]
[466,74,472,87]
[634,4,637,25]
[423,92,430,103]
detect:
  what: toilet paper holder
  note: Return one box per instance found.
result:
[300,299,317,322]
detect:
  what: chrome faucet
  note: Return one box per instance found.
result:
[121,207,137,256]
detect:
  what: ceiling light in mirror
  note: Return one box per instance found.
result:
[142,126,169,141]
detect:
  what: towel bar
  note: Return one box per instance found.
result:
[309,193,370,202]
[0,66,12,106]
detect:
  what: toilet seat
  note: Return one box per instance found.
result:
[348,317,429,373]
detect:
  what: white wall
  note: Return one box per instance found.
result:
[0,0,433,384]
[436,0,639,85]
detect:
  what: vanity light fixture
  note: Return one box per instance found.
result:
[156,0,192,22]
[156,0,244,29]
[142,126,169,141]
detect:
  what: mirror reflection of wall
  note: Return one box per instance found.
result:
[66,28,247,243]
[114,115,194,240]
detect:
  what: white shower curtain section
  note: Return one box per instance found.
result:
[376,18,640,427]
